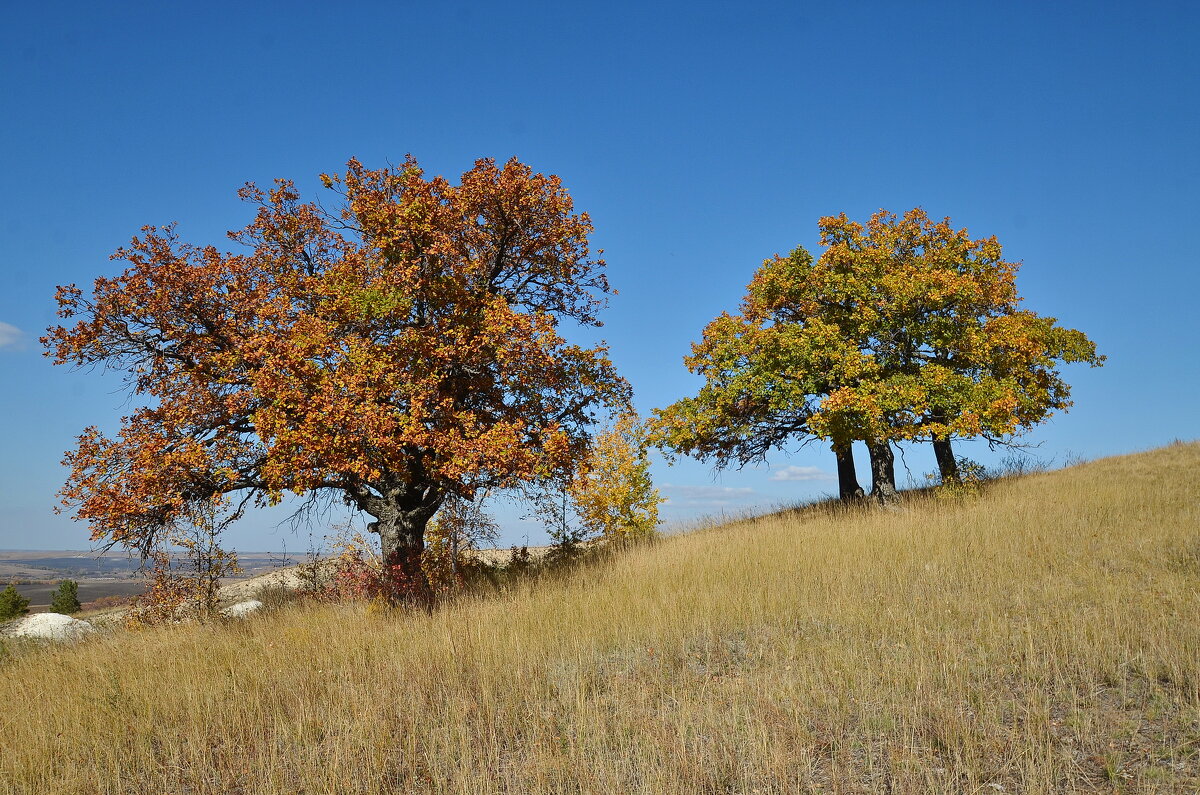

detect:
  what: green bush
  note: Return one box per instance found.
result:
[50,579,82,614]
[0,584,31,621]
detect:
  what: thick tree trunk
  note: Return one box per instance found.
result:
[866,440,899,505]
[371,514,429,604]
[363,484,443,608]
[932,434,959,484]
[833,441,865,502]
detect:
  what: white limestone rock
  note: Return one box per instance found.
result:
[10,613,97,642]
[221,599,263,618]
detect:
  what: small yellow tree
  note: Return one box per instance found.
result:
[570,412,663,542]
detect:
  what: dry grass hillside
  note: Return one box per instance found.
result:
[1,443,1197,794]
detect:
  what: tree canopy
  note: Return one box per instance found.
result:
[652,208,1103,500]
[49,579,82,615]
[45,156,629,592]
[0,584,31,621]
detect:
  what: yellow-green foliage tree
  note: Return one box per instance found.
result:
[654,209,1103,502]
[814,209,1104,488]
[49,579,82,615]
[0,584,31,621]
[651,244,871,501]
[570,412,662,541]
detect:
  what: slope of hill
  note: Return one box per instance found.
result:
[1,443,1197,794]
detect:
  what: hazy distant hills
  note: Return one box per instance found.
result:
[0,551,144,580]
[1,550,300,576]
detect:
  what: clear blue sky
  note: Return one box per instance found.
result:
[1,0,1196,551]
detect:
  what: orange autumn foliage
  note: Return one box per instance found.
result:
[44,156,629,583]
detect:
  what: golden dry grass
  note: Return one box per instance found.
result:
[2,442,1198,794]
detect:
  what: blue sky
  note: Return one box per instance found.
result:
[1,0,1197,551]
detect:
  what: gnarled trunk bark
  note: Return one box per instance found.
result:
[371,513,432,607]
[359,479,443,608]
[866,440,898,505]
[833,441,865,501]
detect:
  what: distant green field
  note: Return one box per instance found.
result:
[10,579,146,611]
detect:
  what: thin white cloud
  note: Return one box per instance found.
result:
[770,465,834,482]
[663,484,756,500]
[661,483,761,508]
[0,321,24,350]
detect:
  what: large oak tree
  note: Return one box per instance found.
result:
[45,156,629,592]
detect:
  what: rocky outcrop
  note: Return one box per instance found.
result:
[7,613,97,642]
[221,599,263,618]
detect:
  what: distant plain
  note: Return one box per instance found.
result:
[0,551,301,610]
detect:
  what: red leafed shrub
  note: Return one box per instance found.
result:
[301,532,429,606]
[81,594,136,612]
